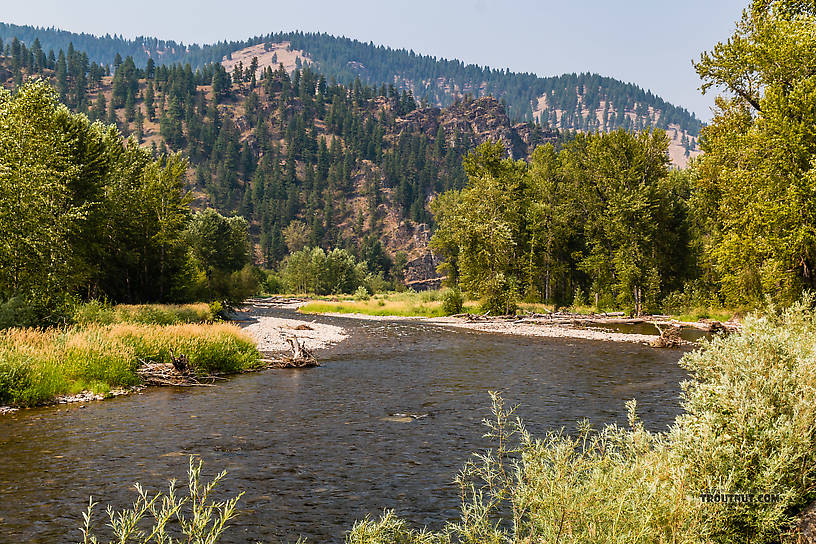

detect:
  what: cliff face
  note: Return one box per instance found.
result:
[395,96,558,160]
[214,94,555,283]
[348,97,557,283]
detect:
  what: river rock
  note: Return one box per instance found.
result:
[796,501,816,544]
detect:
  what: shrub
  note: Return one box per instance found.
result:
[354,286,371,301]
[262,271,284,294]
[348,511,438,544]
[0,296,40,329]
[363,272,389,295]
[661,280,726,318]
[209,300,226,320]
[479,273,518,315]
[572,286,588,308]
[669,297,816,542]
[441,288,464,315]
[80,457,242,544]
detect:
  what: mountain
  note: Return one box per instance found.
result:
[0,23,702,164]
[0,45,562,283]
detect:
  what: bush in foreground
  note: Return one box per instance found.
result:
[80,457,241,544]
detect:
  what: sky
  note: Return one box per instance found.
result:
[1,0,748,121]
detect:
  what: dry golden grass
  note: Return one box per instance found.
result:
[0,321,258,407]
[300,290,480,317]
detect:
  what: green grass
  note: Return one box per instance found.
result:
[72,301,215,325]
[300,291,480,317]
[670,307,738,323]
[0,319,259,407]
[299,291,736,321]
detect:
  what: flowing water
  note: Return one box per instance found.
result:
[0,308,689,543]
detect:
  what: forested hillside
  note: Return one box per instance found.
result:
[0,23,702,159]
[0,41,558,284]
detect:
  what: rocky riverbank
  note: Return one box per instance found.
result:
[234,298,350,354]
[306,309,736,346]
[241,315,349,353]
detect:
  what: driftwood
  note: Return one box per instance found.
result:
[245,296,310,308]
[262,336,319,368]
[137,357,216,387]
[651,324,684,348]
[285,336,318,366]
[169,349,189,374]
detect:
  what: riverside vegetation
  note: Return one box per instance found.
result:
[0,301,259,407]
[0,79,262,328]
[298,289,474,318]
[0,78,263,408]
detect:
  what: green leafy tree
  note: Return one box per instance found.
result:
[561,129,675,314]
[185,209,252,302]
[693,0,816,305]
[0,81,81,315]
[431,142,527,314]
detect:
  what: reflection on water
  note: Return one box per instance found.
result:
[0,309,688,543]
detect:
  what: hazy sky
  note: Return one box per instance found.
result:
[2,0,748,120]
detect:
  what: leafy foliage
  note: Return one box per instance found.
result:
[432,134,693,314]
[0,80,260,325]
[693,0,816,305]
[280,247,366,295]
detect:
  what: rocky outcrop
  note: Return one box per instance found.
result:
[404,251,441,285]
[393,96,557,160]
[394,107,441,136]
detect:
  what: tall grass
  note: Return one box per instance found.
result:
[0,322,259,407]
[72,301,214,325]
[300,290,480,317]
[347,298,816,543]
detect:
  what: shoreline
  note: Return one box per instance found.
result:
[239,313,349,354]
[0,301,349,416]
[306,309,729,346]
[428,317,662,344]
[1,299,723,415]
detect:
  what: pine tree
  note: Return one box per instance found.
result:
[55,50,68,102]
[145,80,155,120]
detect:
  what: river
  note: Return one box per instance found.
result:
[0,307,688,543]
